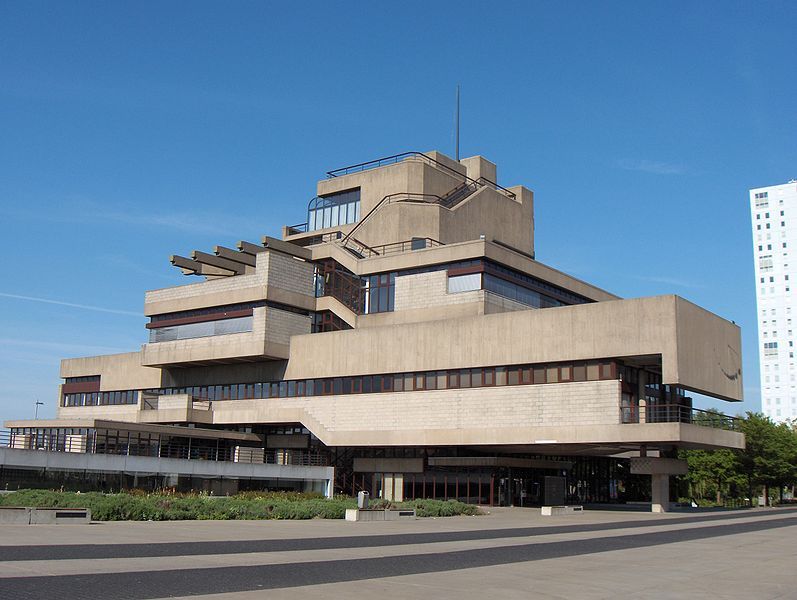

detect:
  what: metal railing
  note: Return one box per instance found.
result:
[326,151,517,200]
[286,223,309,235]
[0,429,329,466]
[620,404,740,431]
[351,237,443,258]
[339,192,442,254]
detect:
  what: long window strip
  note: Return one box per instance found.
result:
[63,359,636,407]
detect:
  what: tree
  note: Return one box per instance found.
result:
[681,447,740,504]
[735,412,797,505]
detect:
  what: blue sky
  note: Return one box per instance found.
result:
[1,1,795,421]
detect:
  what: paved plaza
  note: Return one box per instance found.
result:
[0,507,795,599]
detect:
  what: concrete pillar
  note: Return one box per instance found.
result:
[637,370,647,424]
[651,473,670,513]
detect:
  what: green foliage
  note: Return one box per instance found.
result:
[679,411,797,504]
[736,412,797,491]
[366,498,482,517]
[0,490,481,520]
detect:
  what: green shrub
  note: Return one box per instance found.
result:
[0,490,478,521]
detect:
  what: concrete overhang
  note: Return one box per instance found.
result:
[3,419,263,442]
[283,295,743,403]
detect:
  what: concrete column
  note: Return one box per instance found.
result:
[651,473,670,513]
[637,370,647,424]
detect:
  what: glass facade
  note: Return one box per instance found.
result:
[148,316,253,343]
[308,188,361,231]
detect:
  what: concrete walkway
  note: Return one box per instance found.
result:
[0,506,795,599]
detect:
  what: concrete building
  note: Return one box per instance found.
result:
[2,151,744,510]
[750,180,797,422]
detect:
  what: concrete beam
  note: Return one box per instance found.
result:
[170,255,235,277]
[214,245,257,267]
[237,240,266,255]
[191,250,251,275]
[262,236,313,261]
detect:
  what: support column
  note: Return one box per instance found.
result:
[651,473,670,513]
[637,370,647,424]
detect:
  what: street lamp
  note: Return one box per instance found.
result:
[34,400,44,420]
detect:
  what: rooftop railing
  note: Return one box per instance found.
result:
[326,151,517,200]
[620,404,740,432]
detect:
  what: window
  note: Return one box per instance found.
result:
[764,341,779,356]
[448,273,481,293]
[365,273,396,313]
[307,188,361,231]
[149,316,253,343]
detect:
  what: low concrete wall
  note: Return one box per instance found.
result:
[541,505,583,516]
[0,507,91,525]
[345,508,417,522]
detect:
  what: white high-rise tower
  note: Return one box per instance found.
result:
[751,180,797,422]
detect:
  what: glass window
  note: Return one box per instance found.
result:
[546,367,559,383]
[404,373,415,391]
[448,273,482,293]
[436,371,447,389]
[425,372,437,390]
[495,367,507,386]
[573,364,586,381]
[448,371,460,389]
[599,362,615,379]
[508,368,520,386]
[460,369,471,388]
[587,363,600,380]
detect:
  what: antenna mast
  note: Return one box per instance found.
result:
[455,84,460,161]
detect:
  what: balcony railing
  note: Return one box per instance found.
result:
[0,429,328,467]
[286,223,309,235]
[620,404,740,431]
[348,237,443,259]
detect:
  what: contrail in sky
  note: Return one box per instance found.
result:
[0,292,141,317]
